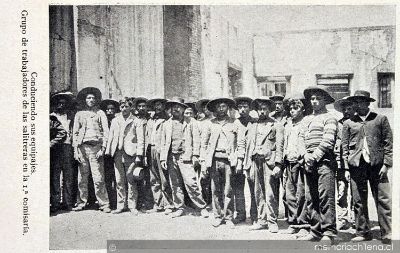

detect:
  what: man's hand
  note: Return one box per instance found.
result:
[161,161,167,170]
[245,169,250,179]
[135,156,142,164]
[96,148,105,159]
[236,159,243,175]
[271,166,282,178]
[304,153,315,168]
[192,156,200,167]
[344,170,350,182]
[74,148,83,163]
[379,164,389,180]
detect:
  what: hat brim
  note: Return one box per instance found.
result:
[147,98,167,109]
[100,99,121,112]
[347,96,375,102]
[165,101,189,109]
[195,99,211,112]
[77,87,102,102]
[304,88,335,104]
[50,93,74,106]
[234,97,253,106]
[252,99,275,111]
[333,99,354,112]
[132,97,148,108]
[270,95,285,101]
[206,98,237,112]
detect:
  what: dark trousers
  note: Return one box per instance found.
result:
[50,144,76,209]
[137,147,154,210]
[247,167,258,222]
[232,173,246,221]
[149,147,173,209]
[104,155,117,209]
[197,164,212,206]
[305,159,337,238]
[350,158,391,239]
[285,162,309,226]
[210,158,234,220]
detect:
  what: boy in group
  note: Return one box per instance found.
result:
[72,87,111,213]
[160,98,208,218]
[239,97,284,232]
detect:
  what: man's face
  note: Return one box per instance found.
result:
[184,108,194,118]
[56,98,67,112]
[171,104,184,118]
[154,101,165,114]
[237,102,250,117]
[274,100,284,113]
[355,99,370,116]
[136,102,147,114]
[310,94,326,112]
[342,103,355,119]
[215,102,229,118]
[289,103,303,120]
[120,103,131,116]
[203,105,212,117]
[258,102,270,119]
[106,104,116,117]
[86,94,96,108]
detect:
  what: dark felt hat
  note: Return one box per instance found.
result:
[185,102,198,114]
[50,91,74,106]
[270,94,285,101]
[195,98,211,113]
[252,96,275,111]
[147,97,167,110]
[77,87,102,102]
[333,96,355,112]
[100,99,120,113]
[165,97,188,109]
[206,97,237,113]
[303,86,335,104]
[233,95,253,106]
[132,97,148,108]
[348,90,376,102]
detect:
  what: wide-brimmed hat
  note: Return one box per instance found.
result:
[77,87,102,102]
[333,96,355,112]
[100,99,120,113]
[233,95,253,106]
[132,97,148,108]
[147,97,167,110]
[252,96,275,111]
[195,98,211,113]
[270,94,285,102]
[165,97,188,109]
[348,90,376,102]
[126,163,145,183]
[206,97,237,113]
[50,91,74,106]
[303,86,335,104]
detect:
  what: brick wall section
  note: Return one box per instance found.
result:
[163,5,203,101]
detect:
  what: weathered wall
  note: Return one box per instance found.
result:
[49,6,77,95]
[200,6,257,98]
[76,6,164,100]
[163,5,203,101]
[254,26,395,110]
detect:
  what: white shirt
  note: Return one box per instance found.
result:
[358,110,371,163]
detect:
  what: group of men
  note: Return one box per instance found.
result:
[50,85,392,244]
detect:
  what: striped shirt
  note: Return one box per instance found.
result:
[300,110,338,162]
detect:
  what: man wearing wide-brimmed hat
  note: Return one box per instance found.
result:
[333,96,356,231]
[145,97,174,214]
[201,97,242,228]
[100,99,120,127]
[342,90,392,244]
[72,87,111,213]
[238,96,284,232]
[232,95,257,224]
[194,98,213,206]
[50,92,75,213]
[281,93,310,235]
[297,86,338,243]
[160,97,208,218]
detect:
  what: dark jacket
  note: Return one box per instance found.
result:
[342,112,393,169]
[50,115,67,148]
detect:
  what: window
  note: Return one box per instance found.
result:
[316,74,352,100]
[378,73,394,108]
[257,76,291,96]
[228,67,242,97]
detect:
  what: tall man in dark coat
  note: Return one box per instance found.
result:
[342,90,392,244]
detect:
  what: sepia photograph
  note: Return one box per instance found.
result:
[48,4,395,251]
